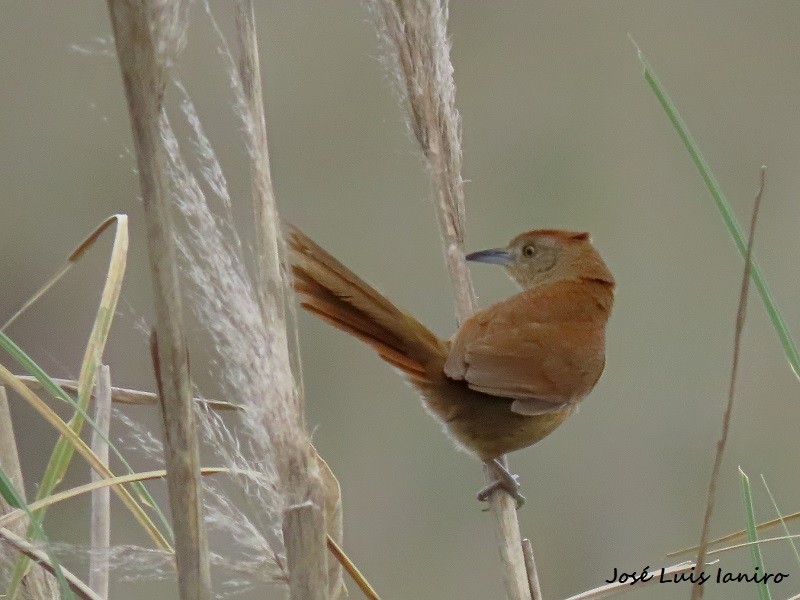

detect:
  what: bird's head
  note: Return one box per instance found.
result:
[466,229,614,290]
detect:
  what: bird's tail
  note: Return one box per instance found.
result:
[288,227,447,385]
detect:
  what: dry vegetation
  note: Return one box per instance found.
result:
[1,3,797,600]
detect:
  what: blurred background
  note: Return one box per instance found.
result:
[2,1,800,598]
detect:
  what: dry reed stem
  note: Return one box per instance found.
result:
[0,527,101,600]
[231,5,331,594]
[691,167,766,600]
[89,366,112,599]
[104,1,210,598]
[147,1,339,594]
[0,470,227,533]
[0,387,56,599]
[522,538,542,600]
[230,0,330,544]
[369,2,533,598]
[233,1,287,337]
[0,388,23,538]
[282,502,328,600]
[15,376,238,411]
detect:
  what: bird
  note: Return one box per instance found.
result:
[289,226,615,506]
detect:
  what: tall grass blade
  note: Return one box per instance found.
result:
[740,467,771,600]
[634,44,800,379]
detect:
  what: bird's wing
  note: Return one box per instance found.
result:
[443,293,603,413]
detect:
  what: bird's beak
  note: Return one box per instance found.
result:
[465,248,514,265]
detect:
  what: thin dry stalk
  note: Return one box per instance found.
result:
[522,538,542,600]
[233,1,287,337]
[0,387,57,599]
[690,167,766,600]
[369,1,532,598]
[16,376,238,411]
[0,388,23,537]
[159,2,335,595]
[104,1,211,598]
[326,536,380,600]
[0,469,228,533]
[232,2,332,594]
[0,527,101,600]
[89,365,112,599]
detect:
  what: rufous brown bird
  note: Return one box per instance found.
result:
[289,227,614,506]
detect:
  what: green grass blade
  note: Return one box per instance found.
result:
[740,467,772,600]
[635,45,800,379]
[0,468,75,600]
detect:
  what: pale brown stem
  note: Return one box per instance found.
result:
[15,375,238,411]
[326,535,381,600]
[0,527,102,600]
[105,1,211,598]
[282,503,328,600]
[690,167,766,600]
[233,0,287,336]
[0,387,57,599]
[0,388,25,535]
[483,458,533,600]
[232,1,329,595]
[522,538,542,600]
[89,366,112,599]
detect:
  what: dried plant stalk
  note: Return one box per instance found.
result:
[156,1,336,595]
[230,1,333,595]
[89,366,112,599]
[15,376,238,411]
[228,0,322,497]
[691,167,766,600]
[0,387,56,599]
[522,538,542,600]
[369,1,533,597]
[104,1,211,598]
[282,503,328,600]
[0,527,101,600]
[0,389,23,537]
[233,1,288,335]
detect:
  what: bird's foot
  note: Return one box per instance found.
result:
[477,459,526,510]
[476,480,526,510]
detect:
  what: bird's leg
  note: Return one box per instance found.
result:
[477,458,526,509]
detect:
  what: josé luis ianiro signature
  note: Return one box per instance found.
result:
[606,565,789,586]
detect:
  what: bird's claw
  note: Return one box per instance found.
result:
[476,478,526,510]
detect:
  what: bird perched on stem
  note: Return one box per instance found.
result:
[289,227,614,507]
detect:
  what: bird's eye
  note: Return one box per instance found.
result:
[522,245,535,258]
